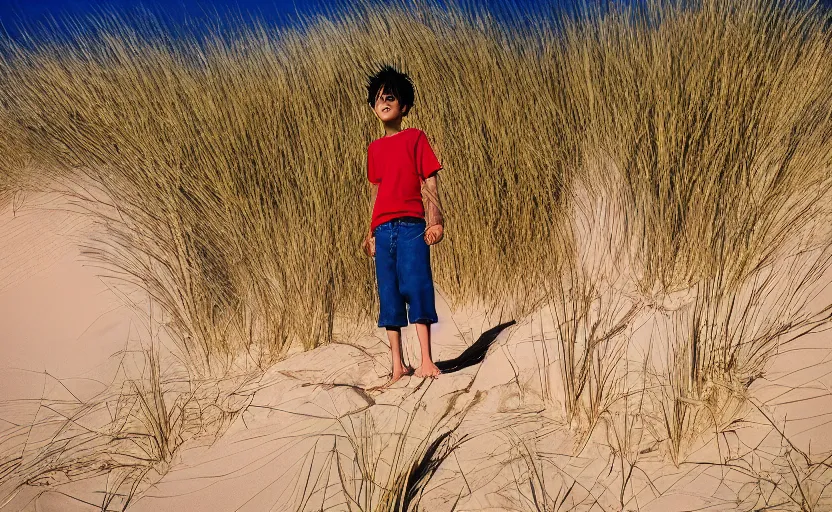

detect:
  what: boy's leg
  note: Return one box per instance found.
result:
[385,327,413,380]
[413,322,439,378]
[373,222,410,387]
[397,221,440,378]
[374,222,409,330]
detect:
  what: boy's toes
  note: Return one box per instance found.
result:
[415,364,441,379]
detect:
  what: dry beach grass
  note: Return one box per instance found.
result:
[2,0,832,509]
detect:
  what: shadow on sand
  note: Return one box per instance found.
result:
[435,319,516,374]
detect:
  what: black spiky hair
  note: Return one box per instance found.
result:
[366,64,415,116]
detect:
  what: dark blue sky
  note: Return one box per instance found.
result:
[0,0,828,42]
[0,0,330,30]
[0,0,581,41]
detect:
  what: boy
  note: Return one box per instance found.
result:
[361,64,445,385]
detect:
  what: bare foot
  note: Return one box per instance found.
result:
[414,361,441,379]
[393,365,414,381]
[368,365,413,391]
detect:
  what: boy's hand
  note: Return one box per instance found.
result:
[424,224,444,245]
[362,233,376,257]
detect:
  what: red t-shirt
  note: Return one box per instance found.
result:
[367,127,443,232]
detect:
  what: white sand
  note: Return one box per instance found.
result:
[2,190,831,512]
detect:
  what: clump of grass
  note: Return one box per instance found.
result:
[292,387,481,512]
[0,300,252,509]
[600,355,659,511]
[603,0,832,297]
[0,356,171,509]
[647,235,832,465]
[546,251,638,443]
[537,172,641,445]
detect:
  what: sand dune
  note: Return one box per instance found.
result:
[2,191,832,511]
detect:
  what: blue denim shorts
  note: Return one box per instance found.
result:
[373,216,439,328]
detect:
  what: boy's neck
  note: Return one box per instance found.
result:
[382,120,405,137]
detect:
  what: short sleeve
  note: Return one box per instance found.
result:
[415,130,442,180]
[367,146,381,184]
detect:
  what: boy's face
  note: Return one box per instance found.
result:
[372,87,408,122]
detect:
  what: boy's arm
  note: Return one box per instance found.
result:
[423,174,444,227]
[367,182,379,237]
